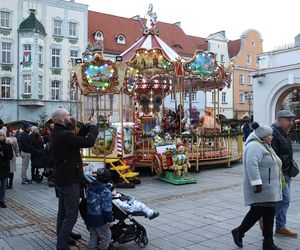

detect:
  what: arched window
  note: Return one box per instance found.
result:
[1,77,11,98]
[116,34,126,44]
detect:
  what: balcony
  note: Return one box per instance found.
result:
[19,99,45,106]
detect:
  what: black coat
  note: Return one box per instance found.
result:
[50,123,98,187]
[271,123,293,176]
[30,133,45,169]
[0,140,13,179]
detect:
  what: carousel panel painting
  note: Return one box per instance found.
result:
[91,127,116,156]
[185,51,217,76]
[81,53,118,94]
[129,48,174,77]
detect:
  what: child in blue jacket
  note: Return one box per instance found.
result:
[86,168,114,250]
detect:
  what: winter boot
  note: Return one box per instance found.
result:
[263,239,282,250]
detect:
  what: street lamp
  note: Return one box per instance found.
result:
[244,90,253,121]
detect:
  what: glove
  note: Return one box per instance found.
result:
[254,185,262,193]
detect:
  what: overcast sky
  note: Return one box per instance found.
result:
[76,0,299,52]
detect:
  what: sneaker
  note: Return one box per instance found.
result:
[231,228,243,248]
[0,201,7,208]
[275,228,298,237]
[149,211,159,220]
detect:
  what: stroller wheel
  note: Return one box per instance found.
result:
[137,236,148,248]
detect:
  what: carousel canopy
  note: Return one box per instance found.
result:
[120,4,181,62]
[121,34,182,62]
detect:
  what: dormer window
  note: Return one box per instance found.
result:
[94,31,103,41]
[172,44,183,49]
[116,34,126,44]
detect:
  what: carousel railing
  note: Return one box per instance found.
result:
[134,130,243,173]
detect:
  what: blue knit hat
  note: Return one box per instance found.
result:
[22,121,32,130]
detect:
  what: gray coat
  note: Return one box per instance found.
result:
[243,133,282,206]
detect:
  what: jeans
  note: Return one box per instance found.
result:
[21,151,31,181]
[88,224,111,250]
[0,178,7,202]
[56,183,80,249]
[275,175,291,229]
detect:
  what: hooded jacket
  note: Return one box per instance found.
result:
[0,138,14,179]
[243,132,282,206]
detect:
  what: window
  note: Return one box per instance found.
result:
[70,50,78,65]
[23,44,31,63]
[246,54,251,64]
[220,54,224,63]
[69,22,77,37]
[51,80,60,100]
[53,19,62,36]
[247,75,252,84]
[52,48,60,68]
[239,74,244,84]
[239,92,245,103]
[0,11,10,29]
[170,92,176,100]
[252,41,255,47]
[38,76,43,95]
[23,75,31,94]
[221,92,226,103]
[184,91,197,101]
[116,34,126,44]
[1,42,12,64]
[1,77,11,98]
[211,92,215,102]
[94,31,103,41]
[38,46,43,64]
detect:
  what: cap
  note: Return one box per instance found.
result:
[277,110,295,119]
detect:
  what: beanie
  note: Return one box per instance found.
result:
[22,121,32,130]
[251,122,273,139]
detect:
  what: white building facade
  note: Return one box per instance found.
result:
[253,35,300,125]
[0,0,88,123]
[206,31,233,119]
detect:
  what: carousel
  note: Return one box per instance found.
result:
[120,5,243,184]
[71,4,243,185]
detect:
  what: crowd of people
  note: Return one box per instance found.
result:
[0,108,299,250]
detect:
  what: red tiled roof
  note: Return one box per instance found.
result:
[228,39,241,58]
[187,35,208,51]
[88,11,198,58]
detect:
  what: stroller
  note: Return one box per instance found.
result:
[81,174,149,248]
[110,199,148,248]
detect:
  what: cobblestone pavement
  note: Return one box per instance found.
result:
[1,154,300,250]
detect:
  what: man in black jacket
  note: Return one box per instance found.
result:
[50,108,98,250]
[271,110,297,238]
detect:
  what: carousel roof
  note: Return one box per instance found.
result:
[120,4,182,62]
[120,33,182,62]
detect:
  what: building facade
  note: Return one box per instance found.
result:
[230,29,263,120]
[253,35,300,125]
[0,0,87,123]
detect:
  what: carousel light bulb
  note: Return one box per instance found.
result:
[150,97,153,101]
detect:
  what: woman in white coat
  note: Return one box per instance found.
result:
[231,122,283,250]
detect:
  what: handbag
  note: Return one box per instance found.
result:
[290,159,300,177]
